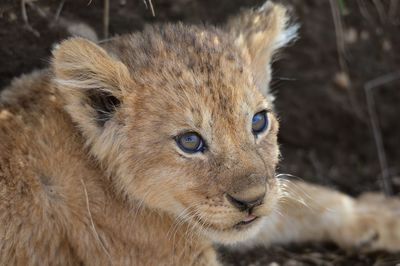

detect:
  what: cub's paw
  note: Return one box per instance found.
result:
[347,193,400,252]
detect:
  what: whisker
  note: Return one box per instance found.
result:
[276,173,336,214]
[80,178,113,264]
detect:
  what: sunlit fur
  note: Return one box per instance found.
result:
[1,1,400,265]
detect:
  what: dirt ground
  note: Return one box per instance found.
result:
[1,0,399,265]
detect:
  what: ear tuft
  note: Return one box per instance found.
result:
[52,38,131,97]
[256,1,299,49]
[225,1,299,97]
[52,38,133,139]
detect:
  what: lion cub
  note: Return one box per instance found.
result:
[0,2,399,265]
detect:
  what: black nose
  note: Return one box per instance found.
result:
[226,193,265,211]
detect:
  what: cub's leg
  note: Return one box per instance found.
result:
[247,180,400,252]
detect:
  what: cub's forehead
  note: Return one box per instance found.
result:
[105,24,268,115]
[106,24,245,72]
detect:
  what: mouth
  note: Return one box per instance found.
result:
[233,214,259,229]
[192,212,260,232]
[189,211,266,244]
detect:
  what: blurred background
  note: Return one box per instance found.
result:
[1,0,399,265]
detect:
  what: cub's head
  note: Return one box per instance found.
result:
[52,2,297,244]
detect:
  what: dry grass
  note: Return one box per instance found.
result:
[364,72,400,196]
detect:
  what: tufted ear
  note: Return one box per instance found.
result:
[52,38,133,138]
[225,1,298,97]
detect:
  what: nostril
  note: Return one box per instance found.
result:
[226,193,265,211]
[226,194,248,211]
[248,194,265,208]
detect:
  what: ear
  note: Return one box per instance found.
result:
[52,38,133,137]
[225,1,298,96]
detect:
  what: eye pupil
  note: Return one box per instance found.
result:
[176,132,205,153]
[252,115,262,124]
[252,111,269,134]
[185,136,194,142]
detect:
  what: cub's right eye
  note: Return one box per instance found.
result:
[175,132,205,154]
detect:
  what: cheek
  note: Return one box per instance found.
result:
[169,166,220,207]
[256,137,280,177]
[127,170,184,212]
[132,158,207,207]
[260,118,280,158]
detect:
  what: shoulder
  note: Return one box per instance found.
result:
[0,68,92,225]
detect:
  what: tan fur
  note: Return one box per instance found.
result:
[0,2,399,265]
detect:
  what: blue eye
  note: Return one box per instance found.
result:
[176,132,205,153]
[252,111,269,134]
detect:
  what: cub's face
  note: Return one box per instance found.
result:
[53,2,296,244]
[119,32,281,243]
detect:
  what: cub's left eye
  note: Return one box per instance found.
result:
[252,111,269,135]
[176,132,205,154]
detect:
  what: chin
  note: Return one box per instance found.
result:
[201,216,267,245]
